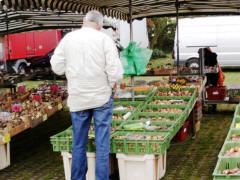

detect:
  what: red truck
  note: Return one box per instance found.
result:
[0,30,62,73]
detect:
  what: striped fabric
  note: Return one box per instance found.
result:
[1,0,240,21]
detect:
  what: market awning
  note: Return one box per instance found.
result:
[1,0,240,20]
[0,10,85,35]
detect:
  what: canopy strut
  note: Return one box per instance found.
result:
[129,0,135,101]
[4,6,9,72]
[175,0,180,76]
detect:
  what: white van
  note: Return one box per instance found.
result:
[174,16,240,67]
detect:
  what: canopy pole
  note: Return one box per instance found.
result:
[4,7,9,72]
[129,0,135,101]
[175,0,180,76]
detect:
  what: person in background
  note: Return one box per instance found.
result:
[50,10,123,180]
[204,47,225,87]
[204,47,225,112]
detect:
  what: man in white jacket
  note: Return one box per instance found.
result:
[51,10,123,180]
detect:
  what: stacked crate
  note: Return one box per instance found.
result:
[213,104,240,180]
[50,88,197,180]
[193,100,203,135]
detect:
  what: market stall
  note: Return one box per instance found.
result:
[0,81,67,170]
[1,0,240,179]
[50,84,198,180]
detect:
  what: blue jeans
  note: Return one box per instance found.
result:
[71,94,113,180]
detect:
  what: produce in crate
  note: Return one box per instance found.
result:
[112,115,124,120]
[176,78,187,85]
[114,105,136,111]
[235,123,240,128]
[88,134,94,139]
[225,146,240,157]
[170,84,182,91]
[114,133,165,140]
[156,90,192,96]
[139,117,172,122]
[145,108,183,113]
[122,122,169,131]
[149,100,187,105]
[0,121,8,129]
[231,134,240,141]
[222,167,240,175]
[10,113,26,127]
[21,100,47,121]
[89,125,117,132]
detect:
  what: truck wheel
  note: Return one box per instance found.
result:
[186,58,199,68]
[18,63,26,74]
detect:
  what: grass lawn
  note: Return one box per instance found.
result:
[223,71,240,86]
[148,57,174,68]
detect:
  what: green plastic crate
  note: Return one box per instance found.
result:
[114,90,153,101]
[132,112,180,122]
[50,121,124,153]
[234,105,240,118]
[113,101,143,114]
[153,87,196,97]
[111,131,170,154]
[231,117,240,129]
[112,111,134,121]
[114,101,142,106]
[151,96,191,101]
[178,108,190,126]
[119,120,175,132]
[50,128,96,152]
[89,119,124,134]
[148,96,191,107]
[50,129,73,152]
[219,142,240,158]
[152,88,197,111]
[134,89,153,96]
[87,131,96,152]
[131,112,182,139]
[63,127,96,152]
[226,129,240,142]
[213,158,240,180]
[145,104,187,109]
[142,104,186,116]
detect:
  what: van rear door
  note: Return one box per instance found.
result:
[217,19,240,67]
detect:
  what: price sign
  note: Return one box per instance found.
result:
[43,114,48,121]
[4,134,10,143]
[58,104,63,110]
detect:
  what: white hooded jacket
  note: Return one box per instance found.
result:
[50,27,123,112]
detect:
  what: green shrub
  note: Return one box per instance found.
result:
[151,49,167,59]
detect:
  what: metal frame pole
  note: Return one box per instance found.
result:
[4,8,9,72]
[175,0,180,76]
[129,0,134,101]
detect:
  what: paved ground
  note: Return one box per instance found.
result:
[0,108,233,180]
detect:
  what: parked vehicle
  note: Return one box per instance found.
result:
[0,19,149,74]
[173,16,240,67]
[0,30,62,73]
